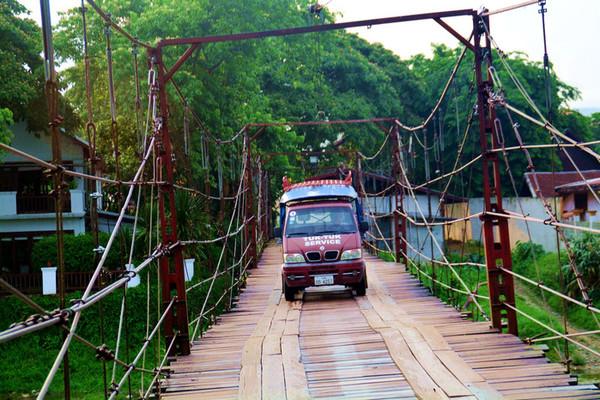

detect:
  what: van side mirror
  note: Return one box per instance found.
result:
[359,221,369,233]
[274,227,282,238]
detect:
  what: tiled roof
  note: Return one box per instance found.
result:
[524,171,600,198]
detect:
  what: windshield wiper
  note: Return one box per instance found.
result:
[316,230,356,235]
[286,232,311,237]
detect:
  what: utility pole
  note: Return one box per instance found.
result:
[473,12,518,335]
[153,47,190,355]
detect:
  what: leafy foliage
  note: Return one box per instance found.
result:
[567,233,600,300]
[31,232,125,272]
[0,108,14,148]
[0,0,79,134]
[512,241,545,265]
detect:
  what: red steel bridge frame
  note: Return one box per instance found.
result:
[151,7,517,356]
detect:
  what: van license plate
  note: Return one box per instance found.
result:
[314,274,334,286]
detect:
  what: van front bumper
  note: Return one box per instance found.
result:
[282,259,365,288]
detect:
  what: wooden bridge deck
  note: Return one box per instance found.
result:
[161,245,600,399]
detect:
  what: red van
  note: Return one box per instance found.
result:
[275,173,368,301]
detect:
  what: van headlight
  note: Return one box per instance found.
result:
[284,253,305,263]
[340,249,362,260]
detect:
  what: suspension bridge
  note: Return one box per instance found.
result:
[1,0,600,399]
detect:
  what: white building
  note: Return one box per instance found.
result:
[0,122,88,273]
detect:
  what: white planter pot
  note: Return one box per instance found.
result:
[41,267,57,295]
[184,258,195,282]
[126,263,140,288]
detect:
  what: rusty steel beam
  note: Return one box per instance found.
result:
[390,125,407,266]
[157,9,476,48]
[434,18,474,51]
[163,43,201,83]
[243,132,258,269]
[152,47,191,356]
[473,14,518,335]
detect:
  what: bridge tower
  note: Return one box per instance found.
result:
[473,13,518,335]
[390,125,408,266]
[153,47,191,355]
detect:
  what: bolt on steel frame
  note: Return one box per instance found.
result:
[146,6,517,355]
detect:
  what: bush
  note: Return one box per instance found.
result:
[566,233,600,300]
[31,232,127,272]
[512,241,545,265]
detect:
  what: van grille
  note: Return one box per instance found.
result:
[305,251,321,262]
[324,250,339,261]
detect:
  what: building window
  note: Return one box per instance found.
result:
[574,192,587,211]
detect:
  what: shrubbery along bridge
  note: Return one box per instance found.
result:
[1,0,600,398]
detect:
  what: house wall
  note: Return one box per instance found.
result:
[367,193,589,255]
[4,122,86,190]
[445,202,472,242]
[469,197,558,252]
[561,191,600,224]
[0,189,86,235]
[405,224,444,261]
[0,125,88,272]
[364,194,442,217]
[6,122,86,164]
[364,193,444,260]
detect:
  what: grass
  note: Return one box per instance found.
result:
[0,261,244,399]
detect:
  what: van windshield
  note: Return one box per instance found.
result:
[285,206,357,237]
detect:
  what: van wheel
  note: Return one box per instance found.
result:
[283,281,296,301]
[354,276,367,297]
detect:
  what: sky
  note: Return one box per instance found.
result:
[19,0,600,111]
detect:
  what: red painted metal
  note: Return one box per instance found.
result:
[473,14,518,335]
[152,47,191,355]
[390,126,407,265]
[143,4,521,353]
[244,133,258,269]
[163,43,200,83]
[157,10,475,48]
[434,18,474,51]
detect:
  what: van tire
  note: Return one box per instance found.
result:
[283,281,296,301]
[354,276,367,296]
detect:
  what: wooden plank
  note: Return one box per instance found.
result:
[379,328,448,400]
[282,335,311,400]
[284,309,300,336]
[162,245,600,400]
[238,364,260,398]
[263,333,281,355]
[262,354,286,400]
[359,308,387,329]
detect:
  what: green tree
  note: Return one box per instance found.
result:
[0,108,13,147]
[0,0,79,140]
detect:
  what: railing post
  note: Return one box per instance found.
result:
[473,13,518,335]
[153,46,191,355]
[244,132,257,268]
[390,125,407,266]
